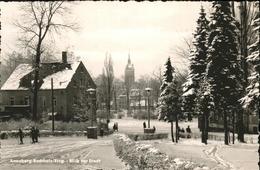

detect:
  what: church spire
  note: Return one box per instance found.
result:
[128,52,131,64]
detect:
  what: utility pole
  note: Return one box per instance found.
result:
[51,78,54,133]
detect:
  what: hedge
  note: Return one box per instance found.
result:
[113,133,209,170]
[128,133,168,141]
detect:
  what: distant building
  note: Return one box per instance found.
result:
[0,52,96,121]
[124,54,135,88]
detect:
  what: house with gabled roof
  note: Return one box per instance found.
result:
[0,52,96,121]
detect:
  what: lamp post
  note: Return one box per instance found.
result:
[145,87,152,128]
[87,88,96,127]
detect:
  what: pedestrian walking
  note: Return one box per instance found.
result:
[143,122,146,129]
[153,126,156,133]
[35,127,40,143]
[115,122,118,132]
[18,128,24,144]
[30,126,35,144]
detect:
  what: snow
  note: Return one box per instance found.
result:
[182,88,195,97]
[40,62,80,90]
[1,61,83,90]
[1,64,34,90]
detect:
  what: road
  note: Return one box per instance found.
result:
[0,136,126,170]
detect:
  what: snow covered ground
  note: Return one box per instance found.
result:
[139,138,258,170]
[109,117,200,134]
[0,136,126,170]
[110,117,258,170]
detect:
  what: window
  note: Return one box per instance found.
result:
[80,78,84,88]
[10,97,15,105]
[53,97,57,107]
[42,97,46,108]
[24,96,30,105]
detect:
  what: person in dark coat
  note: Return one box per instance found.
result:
[186,125,191,133]
[115,122,118,131]
[186,125,192,138]
[143,122,146,129]
[153,126,156,133]
[113,123,116,131]
[35,127,39,142]
[30,126,35,144]
[18,128,24,144]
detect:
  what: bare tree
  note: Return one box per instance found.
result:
[103,53,114,125]
[171,37,193,62]
[15,2,78,122]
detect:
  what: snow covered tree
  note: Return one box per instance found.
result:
[205,1,243,145]
[160,57,174,92]
[158,58,181,143]
[182,6,209,121]
[196,78,214,144]
[240,1,259,116]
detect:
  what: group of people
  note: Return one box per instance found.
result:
[178,125,192,133]
[17,126,40,145]
[178,125,192,138]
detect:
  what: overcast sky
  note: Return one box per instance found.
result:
[0,1,212,79]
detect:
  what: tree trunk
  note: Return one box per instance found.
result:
[224,110,229,145]
[171,121,174,142]
[188,112,192,121]
[175,113,178,143]
[205,112,208,145]
[201,114,205,144]
[114,88,117,113]
[238,1,247,143]
[32,42,41,122]
[232,111,235,144]
[126,87,130,112]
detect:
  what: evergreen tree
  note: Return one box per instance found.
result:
[241,1,259,112]
[182,6,209,121]
[158,58,181,143]
[196,78,215,144]
[160,57,174,92]
[205,1,243,145]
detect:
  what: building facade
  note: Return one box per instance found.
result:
[0,52,96,121]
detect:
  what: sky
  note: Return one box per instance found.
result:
[0,1,212,79]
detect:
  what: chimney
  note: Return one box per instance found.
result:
[62,51,67,64]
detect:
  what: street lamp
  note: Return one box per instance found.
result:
[87,88,96,127]
[145,87,152,128]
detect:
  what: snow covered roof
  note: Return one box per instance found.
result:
[40,62,80,90]
[1,64,34,90]
[1,61,83,90]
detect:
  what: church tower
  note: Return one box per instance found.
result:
[125,53,135,113]
[125,53,135,88]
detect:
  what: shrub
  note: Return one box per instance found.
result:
[113,133,173,169]
[128,133,168,141]
[0,132,8,139]
[113,133,208,170]
[0,118,33,131]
